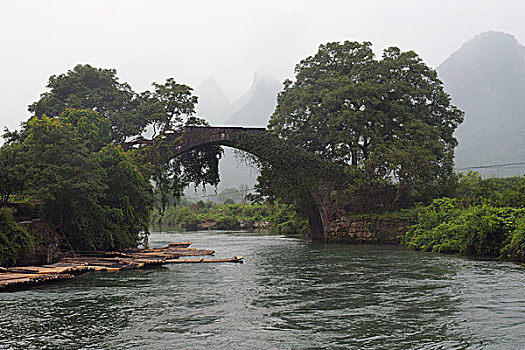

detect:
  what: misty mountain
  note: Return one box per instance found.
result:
[194,77,231,125]
[219,74,281,191]
[225,74,281,127]
[437,31,525,176]
[188,72,281,194]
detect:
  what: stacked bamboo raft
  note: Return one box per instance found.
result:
[0,242,243,291]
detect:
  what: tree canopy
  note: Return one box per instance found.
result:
[2,65,223,250]
[0,143,26,204]
[28,65,142,144]
[22,64,222,202]
[265,41,463,211]
[12,113,154,250]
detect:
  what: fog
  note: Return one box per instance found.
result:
[1,0,524,132]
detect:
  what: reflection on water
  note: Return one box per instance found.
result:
[1,231,524,349]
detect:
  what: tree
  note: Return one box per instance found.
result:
[29,64,143,144]
[21,115,108,249]
[59,108,112,152]
[16,113,155,250]
[0,207,32,266]
[96,144,154,248]
[267,41,463,210]
[4,64,234,250]
[134,78,222,208]
[23,64,224,219]
[140,78,199,138]
[0,143,27,204]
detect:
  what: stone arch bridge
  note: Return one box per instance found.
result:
[166,126,267,157]
[142,126,332,240]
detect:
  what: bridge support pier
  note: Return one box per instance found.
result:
[306,203,325,241]
[307,185,344,241]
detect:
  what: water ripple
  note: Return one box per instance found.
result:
[1,231,524,349]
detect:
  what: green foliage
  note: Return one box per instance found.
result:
[4,113,155,251]
[265,41,463,211]
[140,78,199,138]
[405,197,525,261]
[501,218,525,262]
[28,64,142,144]
[174,207,199,228]
[213,215,239,230]
[21,115,108,249]
[126,78,222,212]
[455,171,525,207]
[2,64,225,252]
[96,145,154,249]
[132,137,222,214]
[59,108,112,152]
[269,204,309,236]
[0,143,27,204]
[0,207,32,266]
[231,132,342,215]
[26,64,222,212]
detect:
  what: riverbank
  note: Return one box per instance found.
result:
[322,199,525,263]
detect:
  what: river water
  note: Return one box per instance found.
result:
[1,231,524,349]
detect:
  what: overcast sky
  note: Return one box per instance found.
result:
[1,0,524,132]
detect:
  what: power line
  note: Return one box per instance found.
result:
[455,162,525,171]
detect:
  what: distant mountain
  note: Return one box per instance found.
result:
[437,31,525,176]
[194,78,231,126]
[189,72,281,192]
[225,73,281,127]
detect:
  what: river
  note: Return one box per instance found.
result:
[1,231,524,349]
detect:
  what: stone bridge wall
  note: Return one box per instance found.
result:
[325,215,415,244]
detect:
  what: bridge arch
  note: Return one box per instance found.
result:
[162,126,327,240]
[166,126,267,158]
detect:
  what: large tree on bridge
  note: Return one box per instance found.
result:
[265,41,464,211]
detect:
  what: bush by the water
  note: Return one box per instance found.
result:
[0,207,33,266]
[405,198,525,261]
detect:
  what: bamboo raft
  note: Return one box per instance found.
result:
[0,242,243,291]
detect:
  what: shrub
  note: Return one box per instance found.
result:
[175,207,199,228]
[269,204,309,236]
[0,207,33,266]
[405,198,525,260]
[501,218,525,262]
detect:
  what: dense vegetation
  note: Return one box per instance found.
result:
[0,207,32,266]
[151,201,309,236]
[405,173,525,262]
[1,65,223,254]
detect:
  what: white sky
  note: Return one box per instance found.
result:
[1,0,524,132]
